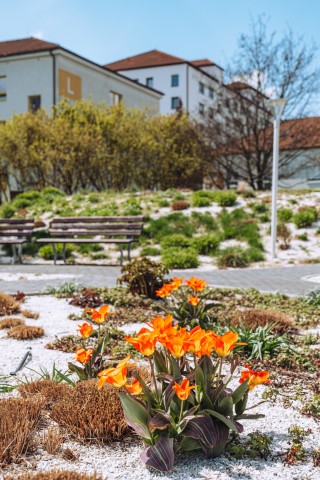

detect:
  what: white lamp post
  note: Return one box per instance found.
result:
[269,98,287,259]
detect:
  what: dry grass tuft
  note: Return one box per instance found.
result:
[0,292,20,316]
[19,380,70,409]
[51,380,129,443]
[42,426,62,455]
[0,397,43,466]
[62,447,79,461]
[21,309,40,320]
[0,317,25,329]
[230,308,296,334]
[7,325,45,340]
[4,470,101,480]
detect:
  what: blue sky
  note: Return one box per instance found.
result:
[1,0,319,69]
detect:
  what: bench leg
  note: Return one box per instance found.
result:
[18,244,23,264]
[52,243,57,265]
[62,243,66,264]
[12,244,17,264]
[119,245,123,266]
[128,243,131,261]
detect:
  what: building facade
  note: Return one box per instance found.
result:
[0,38,162,121]
[105,50,225,118]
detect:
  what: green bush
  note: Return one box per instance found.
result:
[192,235,220,255]
[39,244,74,260]
[161,248,199,269]
[260,213,270,223]
[12,190,42,209]
[216,247,249,268]
[278,208,293,222]
[118,257,169,298]
[77,244,104,254]
[293,208,318,228]
[122,197,142,216]
[190,211,217,232]
[161,234,193,249]
[0,203,15,218]
[42,187,65,198]
[158,199,170,207]
[144,213,196,241]
[191,191,212,207]
[251,203,268,214]
[219,209,263,249]
[297,233,308,241]
[88,193,101,203]
[140,246,161,256]
[215,190,237,207]
[244,247,265,263]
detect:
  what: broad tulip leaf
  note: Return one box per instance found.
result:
[163,380,176,410]
[170,356,181,378]
[217,396,234,416]
[231,379,249,404]
[200,421,230,458]
[149,412,172,432]
[195,365,205,388]
[182,413,217,448]
[235,393,248,416]
[179,436,202,452]
[153,350,167,374]
[68,362,86,381]
[135,373,155,406]
[204,409,242,434]
[119,393,151,441]
[140,436,174,472]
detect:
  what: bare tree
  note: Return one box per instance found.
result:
[203,16,320,190]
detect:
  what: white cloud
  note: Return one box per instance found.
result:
[31,31,44,39]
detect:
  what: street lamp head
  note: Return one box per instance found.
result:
[268,98,287,121]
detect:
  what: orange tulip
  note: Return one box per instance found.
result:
[172,378,195,401]
[169,277,184,291]
[125,328,157,356]
[125,378,143,395]
[147,314,177,341]
[187,326,207,355]
[211,331,246,357]
[156,283,174,298]
[77,322,93,338]
[85,304,115,324]
[75,347,93,364]
[240,364,270,391]
[164,328,190,358]
[98,354,136,389]
[185,277,207,292]
[188,296,199,306]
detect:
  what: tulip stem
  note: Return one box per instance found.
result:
[178,400,184,424]
[217,357,223,387]
[193,353,197,368]
[148,356,159,400]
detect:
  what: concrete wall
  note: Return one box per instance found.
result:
[0,50,161,121]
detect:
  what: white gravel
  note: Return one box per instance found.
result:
[1,295,319,479]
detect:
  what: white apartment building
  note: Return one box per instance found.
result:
[105,50,226,118]
[0,38,162,121]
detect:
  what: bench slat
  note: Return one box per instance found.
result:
[0,219,34,225]
[36,238,134,244]
[51,216,143,224]
[49,230,141,237]
[50,223,143,230]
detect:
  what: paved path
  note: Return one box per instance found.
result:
[0,263,319,296]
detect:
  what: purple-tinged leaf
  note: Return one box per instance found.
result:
[149,412,172,432]
[200,421,230,458]
[141,436,174,472]
[204,409,242,434]
[179,436,202,452]
[182,413,217,448]
[119,393,151,441]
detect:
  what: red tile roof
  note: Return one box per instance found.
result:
[190,58,223,70]
[105,49,186,71]
[0,37,59,57]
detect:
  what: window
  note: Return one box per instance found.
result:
[199,103,205,115]
[28,95,41,113]
[199,82,205,94]
[171,74,179,87]
[146,77,154,88]
[0,76,7,100]
[171,97,179,109]
[208,87,214,99]
[111,91,122,105]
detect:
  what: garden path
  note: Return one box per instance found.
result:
[0,263,319,295]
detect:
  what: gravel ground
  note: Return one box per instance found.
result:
[1,296,319,480]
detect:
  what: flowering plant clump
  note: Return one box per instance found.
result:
[98,281,270,472]
[156,276,217,329]
[68,304,115,381]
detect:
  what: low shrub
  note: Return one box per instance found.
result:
[251,202,268,214]
[0,203,15,218]
[144,213,195,241]
[8,325,44,339]
[190,211,218,231]
[260,213,270,223]
[244,247,265,263]
[191,190,213,207]
[5,471,101,480]
[122,197,142,215]
[226,431,272,460]
[278,208,293,222]
[39,244,74,260]
[304,288,320,306]
[90,252,109,260]
[215,190,237,207]
[19,380,70,409]
[216,247,249,268]
[50,380,129,442]
[297,233,308,241]
[140,246,161,256]
[293,208,318,228]
[0,317,25,329]
[192,234,220,255]
[42,187,65,200]
[219,208,263,249]
[0,292,20,316]
[171,200,190,211]
[277,223,291,250]
[118,257,169,298]
[158,199,170,207]
[230,309,296,335]
[0,396,43,465]
[21,309,40,319]
[77,243,103,255]
[161,234,193,249]
[42,426,62,455]
[161,247,199,269]
[87,192,101,203]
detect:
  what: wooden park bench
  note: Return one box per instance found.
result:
[36,216,144,265]
[0,218,34,264]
